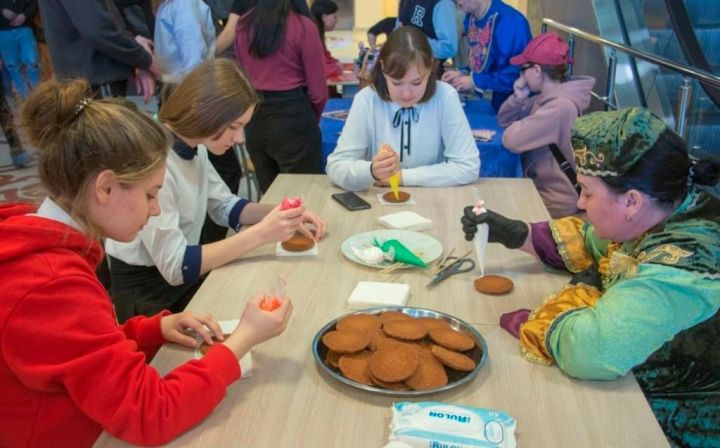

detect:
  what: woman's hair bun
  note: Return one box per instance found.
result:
[21,79,93,150]
[692,158,720,186]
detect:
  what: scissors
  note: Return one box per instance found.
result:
[426,256,476,289]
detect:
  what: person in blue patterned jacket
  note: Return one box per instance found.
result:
[442,0,531,112]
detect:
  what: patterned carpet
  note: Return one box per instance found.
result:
[0,145,44,205]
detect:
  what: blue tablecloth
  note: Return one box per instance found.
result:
[319,98,522,178]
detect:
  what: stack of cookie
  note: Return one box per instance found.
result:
[321,311,481,391]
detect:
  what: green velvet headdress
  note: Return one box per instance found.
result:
[571,107,670,177]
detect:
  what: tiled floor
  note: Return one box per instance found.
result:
[0,96,159,205]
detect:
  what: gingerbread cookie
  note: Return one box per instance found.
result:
[369,344,419,383]
[322,330,370,354]
[429,328,476,352]
[336,313,382,333]
[382,191,411,203]
[382,319,429,341]
[380,310,413,326]
[338,351,374,386]
[405,350,449,390]
[473,275,514,295]
[281,233,315,252]
[430,345,476,372]
[368,369,411,391]
[369,329,392,351]
[326,350,342,368]
[416,317,452,332]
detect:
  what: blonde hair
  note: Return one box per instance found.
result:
[21,79,170,237]
[159,59,259,139]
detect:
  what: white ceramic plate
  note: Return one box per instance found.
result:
[341,229,443,269]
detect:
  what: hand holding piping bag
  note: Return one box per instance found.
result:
[371,144,401,187]
[279,196,317,241]
[260,275,287,311]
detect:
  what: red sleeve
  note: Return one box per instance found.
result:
[120,310,172,359]
[323,49,343,78]
[4,275,240,446]
[298,17,329,119]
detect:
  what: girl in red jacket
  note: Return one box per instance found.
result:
[0,79,293,447]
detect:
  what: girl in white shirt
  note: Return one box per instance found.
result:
[106,59,326,322]
[326,26,480,192]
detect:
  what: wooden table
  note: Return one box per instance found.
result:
[96,175,668,447]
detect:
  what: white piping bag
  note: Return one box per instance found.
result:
[472,192,489,277]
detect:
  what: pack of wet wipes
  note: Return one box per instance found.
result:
[389,402,517,448]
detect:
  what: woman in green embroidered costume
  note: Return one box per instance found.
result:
[462,107,720,447]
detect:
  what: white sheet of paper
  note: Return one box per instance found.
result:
[377,211,432,232]
[347,281,410,309]
[194,319,252,378]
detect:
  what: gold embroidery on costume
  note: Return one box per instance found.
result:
[550,217,594,272]
[574,146,615,176]
[521,346,553,365]
[609,252,640,276]
[598,243,620,277]
[638,244,694,265]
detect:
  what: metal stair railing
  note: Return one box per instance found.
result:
[542,18,720,139]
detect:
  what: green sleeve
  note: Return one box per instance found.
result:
[546,263,720,380]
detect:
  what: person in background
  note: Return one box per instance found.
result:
[153,0,216,84]
[462,107,720,447]
[498,32,595,218]
[29,12,52,81]
[311,0,342,79]
[214,0,253,56]
[0,58,30,168]
[106,59,326,323]
[0,78,292,447]
[234,0,327,192]
[398,0,457,74]
[154,0,244,245]
[327,26,479,192]
[0,0,40,99]
[367,16,396,50]
[37,0,159,100]
[442,0,531,112]
[114,0,155,38]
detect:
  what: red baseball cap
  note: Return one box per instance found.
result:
[509,32,574,66]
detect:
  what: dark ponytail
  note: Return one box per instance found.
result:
[602,130,719,205]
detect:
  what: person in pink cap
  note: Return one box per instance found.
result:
[497,32,596,218]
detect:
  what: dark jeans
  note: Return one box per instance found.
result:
[201,149,242,243]
[109,256,207,323]
[0,74,22,154]
[245,88,322,192]
[91,80,128,98]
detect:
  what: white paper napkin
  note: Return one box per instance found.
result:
[194,319,253,378]
[378,211,432,232]
[376,193,417,206]
[275,241,319,256]
[347,281,410,309]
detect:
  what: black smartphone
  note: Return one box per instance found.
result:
[331,192,371,211]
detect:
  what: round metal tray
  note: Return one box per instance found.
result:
[311,306,488,396]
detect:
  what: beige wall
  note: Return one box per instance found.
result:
[354,0,529,30]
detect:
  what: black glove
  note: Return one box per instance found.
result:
[461,206,529,249]
[569,264,603,290]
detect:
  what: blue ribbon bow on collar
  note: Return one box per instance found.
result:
[392,107,419,162]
